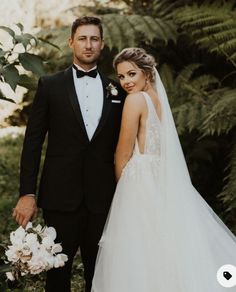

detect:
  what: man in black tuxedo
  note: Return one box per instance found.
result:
[13,16,126,292]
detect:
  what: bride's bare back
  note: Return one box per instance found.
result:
[115,90,161,179]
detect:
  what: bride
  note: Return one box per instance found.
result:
[91,48,236,291]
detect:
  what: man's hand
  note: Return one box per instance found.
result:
[12,195,37,228]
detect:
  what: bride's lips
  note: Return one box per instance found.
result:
[125,86,134,92]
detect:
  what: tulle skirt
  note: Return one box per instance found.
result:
[92,154,236,292]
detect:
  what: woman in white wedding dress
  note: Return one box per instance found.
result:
[91,48,236,292]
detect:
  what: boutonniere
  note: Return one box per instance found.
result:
[106,83,118,98]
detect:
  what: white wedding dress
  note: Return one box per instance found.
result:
[92,80,236,291]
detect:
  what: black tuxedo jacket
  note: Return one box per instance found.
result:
[19,66,126,213]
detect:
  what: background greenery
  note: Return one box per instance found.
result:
[0,0,236,290]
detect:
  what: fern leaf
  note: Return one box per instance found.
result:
[100,14,177,50]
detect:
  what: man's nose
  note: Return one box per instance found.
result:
[85,39,92,48]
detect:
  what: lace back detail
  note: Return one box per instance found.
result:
[134,92,161,156]
[123,92,161,179]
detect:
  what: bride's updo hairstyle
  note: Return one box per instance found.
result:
[113,48,157,83]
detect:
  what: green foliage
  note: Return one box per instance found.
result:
[0,24,41,102]
[100,14,177,50]
[0,23,59,103]
[161,63,236,136]
[174,1,236,67]
[36,26,71,72]
[201,88,236,136]
[0,135,23,238]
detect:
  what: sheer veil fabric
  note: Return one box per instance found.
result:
[91,68,236,292]
[152,68,236,289]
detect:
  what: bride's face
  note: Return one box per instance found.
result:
[117,61,147,94]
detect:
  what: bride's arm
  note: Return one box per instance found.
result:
[115,93,143,181]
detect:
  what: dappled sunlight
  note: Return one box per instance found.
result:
[0,125,25,138]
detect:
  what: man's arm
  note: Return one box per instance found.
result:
[20,77,49,195]
[13,77,49,228]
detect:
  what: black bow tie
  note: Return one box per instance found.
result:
[73,65,98,78]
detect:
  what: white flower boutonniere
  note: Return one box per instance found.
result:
[106,83,118,98]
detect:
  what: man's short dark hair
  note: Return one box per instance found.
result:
[71,16,103,39]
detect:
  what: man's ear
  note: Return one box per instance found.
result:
[68,37,73,48]
[101,39,105,50]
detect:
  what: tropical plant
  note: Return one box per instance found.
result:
[171,0,236,232]
[175,1,236,68]
[0,23,58,103]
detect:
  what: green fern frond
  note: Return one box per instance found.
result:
[159,63,175,93]
[191,75,219,90]
[175,2,236,65]
[201,88,236,135]
[100,14,177,50]
[173,101,209,134]
[152,0,184,19]
[175,63,202,91]
[166,63,235,136]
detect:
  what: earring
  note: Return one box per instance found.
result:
[144,79,149,90]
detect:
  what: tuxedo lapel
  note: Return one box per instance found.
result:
[91,72,112,142]
[64,66,89,141]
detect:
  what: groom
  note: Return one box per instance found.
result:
[13,16,125,291]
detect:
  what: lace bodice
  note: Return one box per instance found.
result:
[122,92,161,179]
[135,91,161,156]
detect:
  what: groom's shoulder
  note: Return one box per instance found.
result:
[39,66,71,85]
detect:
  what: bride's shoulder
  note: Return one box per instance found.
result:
[122,92,146,115]
[125,92,146,106]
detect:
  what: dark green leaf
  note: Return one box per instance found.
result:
[15,34,35,50]
[23,33,37,46]
[18,74,37,90]
[0,244,6,259]
[0,26,15,37]
[2,64,20,91]
[19,53,44,76]
[15,23,24,32]
[0,263,11,273]
[38,37,61,50]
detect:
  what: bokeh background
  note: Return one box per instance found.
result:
[0,0,236,290]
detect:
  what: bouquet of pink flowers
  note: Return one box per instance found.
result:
[4,222,68,281]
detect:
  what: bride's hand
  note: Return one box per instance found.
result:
[12,195,38,228]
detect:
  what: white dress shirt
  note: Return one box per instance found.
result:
[72,64,104,140]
